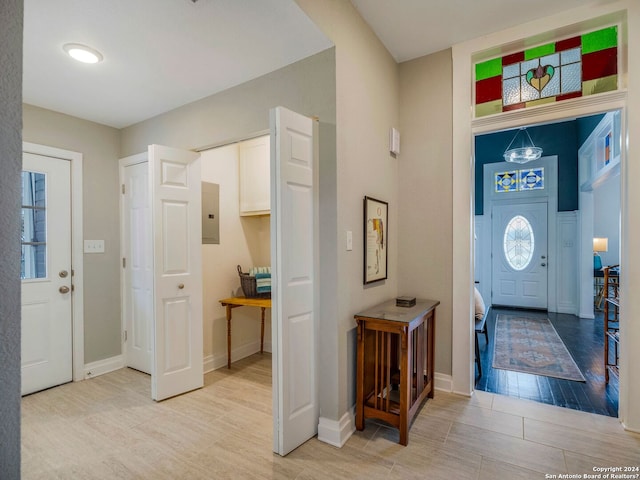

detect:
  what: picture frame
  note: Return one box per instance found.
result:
[363,196,388,284]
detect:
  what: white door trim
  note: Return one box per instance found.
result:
[450,3,629,398]
[22,142,84,382]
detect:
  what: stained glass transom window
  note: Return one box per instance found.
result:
[503,215,534,271]
[475,26,618,117]
[496,168,544,192]
[519,168,544,190]
[495,171,518,192]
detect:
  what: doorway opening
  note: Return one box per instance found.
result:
[472,111,621,417]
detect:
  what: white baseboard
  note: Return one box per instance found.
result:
[434,372,453,392]
[84,355,124,380]
[621,421,640,434]
[317,407,355,448]
[204,340,273,373]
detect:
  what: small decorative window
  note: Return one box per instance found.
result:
[495,171,518,192]
[519,168,544,191]
[503,215,534,271]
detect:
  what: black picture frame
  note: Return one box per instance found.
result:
[363,196,388,284]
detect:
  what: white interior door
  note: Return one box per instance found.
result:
[150,145,203,401]
[21,152,72,395]
[270,106,318,456]
[492,202,548,309]
[122,160,153,374]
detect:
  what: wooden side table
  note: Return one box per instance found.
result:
[219,297,271,369]
[354,298,439,446]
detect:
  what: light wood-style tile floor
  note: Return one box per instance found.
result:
[22,353,640,479]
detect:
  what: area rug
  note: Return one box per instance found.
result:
[492,314,586,382]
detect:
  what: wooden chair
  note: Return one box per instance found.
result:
[475,309,489,378]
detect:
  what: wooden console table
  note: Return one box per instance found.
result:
[219,297,271,369]
[354,298,439,446]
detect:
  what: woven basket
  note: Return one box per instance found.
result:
[237,265,270,298]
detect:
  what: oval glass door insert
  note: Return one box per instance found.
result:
[503,215,534,271]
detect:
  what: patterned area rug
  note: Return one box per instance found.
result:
[493,314,586,382]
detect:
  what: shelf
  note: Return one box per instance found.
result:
[603,265,620,384]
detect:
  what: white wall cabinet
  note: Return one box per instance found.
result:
[239,135,270,216]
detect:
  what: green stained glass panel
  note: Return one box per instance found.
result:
[524,43,555,60]
[476,58,502,81]
[582,26,617,55]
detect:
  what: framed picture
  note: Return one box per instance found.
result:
[363,196,388,284]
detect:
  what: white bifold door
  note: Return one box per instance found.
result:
[271,106,319,456]
[120,145,203,401]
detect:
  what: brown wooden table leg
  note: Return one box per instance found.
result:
[355,320,365,431]
[226,305,232,368]
[399,327,410,446]
[260,307,265,354]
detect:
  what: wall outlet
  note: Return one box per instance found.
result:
[346,230,353,251]
[84,240,105,253]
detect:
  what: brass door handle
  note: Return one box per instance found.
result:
[59,285,70,294]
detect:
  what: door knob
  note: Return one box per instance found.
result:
[541,263,547,267]
[59,285,70,294]
[178,283,185,289]
[59,270,69,278]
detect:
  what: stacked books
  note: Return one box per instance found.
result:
[396,296,416,307]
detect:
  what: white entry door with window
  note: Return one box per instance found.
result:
[21,152,73,395]
[492,202,548,309]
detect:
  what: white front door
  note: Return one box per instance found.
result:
[122,160,153,374]
[270,107,318,456]
[492,202,548,309]
[149,145,203,401]
[21,152,73,395]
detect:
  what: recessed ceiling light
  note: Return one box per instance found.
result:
[63,43,103,64]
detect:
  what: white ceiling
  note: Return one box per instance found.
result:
[351,0,587,62]
[24,0,590,129]
[23,0,332,128]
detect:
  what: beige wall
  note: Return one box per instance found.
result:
[120,49,336,156]
[23,104,122,364]
[398,49,453,375]
[295,0,400,420]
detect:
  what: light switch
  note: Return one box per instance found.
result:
[346,230,353,251]
[84,240,105,253]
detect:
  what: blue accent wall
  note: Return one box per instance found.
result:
[474,117,610,215]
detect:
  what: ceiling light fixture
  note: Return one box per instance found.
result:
[63,43,103,64]
[503,127,543,164]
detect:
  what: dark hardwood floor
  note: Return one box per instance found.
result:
[475,306,619,417]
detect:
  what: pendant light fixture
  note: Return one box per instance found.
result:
[503,127,543,164]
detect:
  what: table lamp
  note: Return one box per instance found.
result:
[593,237,608,270]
